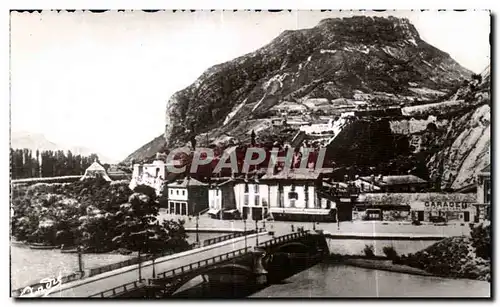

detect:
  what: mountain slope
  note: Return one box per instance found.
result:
[122,134,166,164]
[164,16,472,147]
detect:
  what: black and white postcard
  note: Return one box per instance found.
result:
[9,9,491,298]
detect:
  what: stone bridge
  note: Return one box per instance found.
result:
[89,231,328,298]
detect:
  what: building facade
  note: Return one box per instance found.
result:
[355,193,477,223]
[475,164,491,222]
[207,178,238,219]
[256,169,342,222]
[129,159,181,196]
[166,177,209,216]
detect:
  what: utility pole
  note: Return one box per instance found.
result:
[255,219,259,246]
[152,256,156,279]
[77,246,83,274]
[196,213,200,246]
[138,249,142,281]
[244,218,247,250]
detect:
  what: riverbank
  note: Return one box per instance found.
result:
[326,256,434,277]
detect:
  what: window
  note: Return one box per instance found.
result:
[244,184,249,193]
[326,200,331,209]
[176,190,179,195]
[288,192,298,200]
[182,190,185,196]
[255,194,260,206]
[169,189,172,195]
[216,189,219,196]
[254,184,259,193]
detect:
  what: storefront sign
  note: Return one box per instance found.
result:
[423,201,472,211]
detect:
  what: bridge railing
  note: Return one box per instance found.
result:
[89,279,147,298]
[202,228,265,247]
[88,249,178,277]
[259,230,311,248]
[153,247,250,282]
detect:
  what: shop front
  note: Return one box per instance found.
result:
[411,201,476,223]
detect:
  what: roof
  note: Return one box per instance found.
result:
[167,177,207,188]
[86,161,106,171]
[480,164,491,174]
[359,175,427,186]
[261,168,333,181]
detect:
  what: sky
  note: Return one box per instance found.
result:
[10,10,491,163]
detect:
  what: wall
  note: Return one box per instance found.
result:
[267,183,318,209]
[352,209,411,222]
[189,186,209,215]
[325,237,441,257]
[208,189,221,210]
[168,187,189,201]
[233,182,269,210]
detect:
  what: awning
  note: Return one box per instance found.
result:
[207,209,220,215]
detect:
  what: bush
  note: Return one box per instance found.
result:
[363,244,375,258]
[382,245,399,261]
[470,223,491,260]
[412,220,422,226]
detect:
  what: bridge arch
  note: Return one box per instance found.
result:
[274,242,311,253]
[162,263,254,296]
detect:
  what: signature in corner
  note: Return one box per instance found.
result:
[19,274,63,297]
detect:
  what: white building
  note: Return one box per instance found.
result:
[81,161,111,182]
[166,177,209,216]
[129,159,181,195]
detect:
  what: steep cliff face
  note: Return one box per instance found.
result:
[426,67,491,190]
[323,65,490,189]
[164,16,471,147]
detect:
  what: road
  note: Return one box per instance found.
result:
[41,232,272,298]
[159,210,472,237]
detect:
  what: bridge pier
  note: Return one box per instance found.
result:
[252,247,268,285]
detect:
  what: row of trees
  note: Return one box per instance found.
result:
[10,148,100,179]
[11,178,190,254]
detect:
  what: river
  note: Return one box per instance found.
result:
[11,232,490,298]
[250,263,490,298]
[10,232,225,290]
[174,262,490,298]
